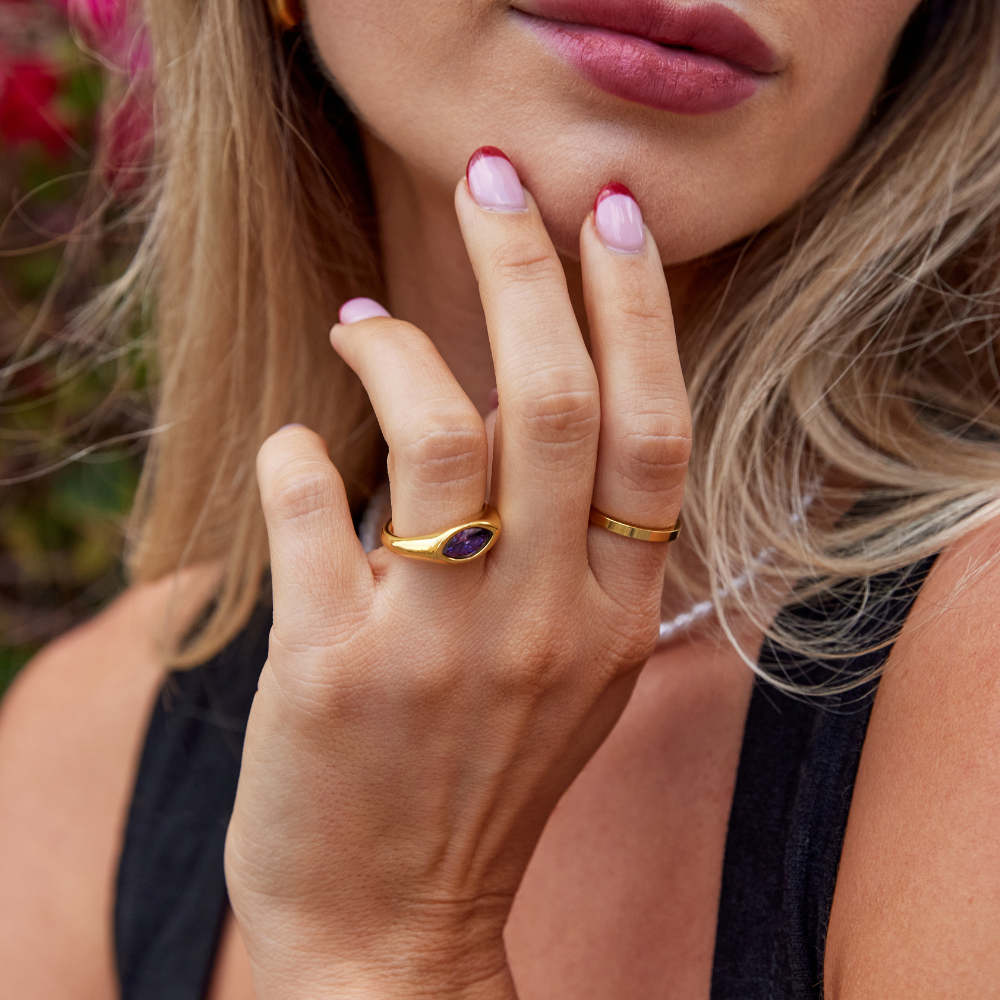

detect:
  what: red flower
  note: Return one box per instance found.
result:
[0,59,72,156]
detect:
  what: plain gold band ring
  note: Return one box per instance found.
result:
[589,507,681,543]
[381,503,501,563]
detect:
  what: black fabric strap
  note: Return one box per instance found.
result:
[115,558,935,1000]
[711,555,938,999]
[115,604,271,1000]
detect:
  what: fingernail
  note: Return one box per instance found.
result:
[466,147,527,212]
[278,423,306,431]
[488,387,499,410]
[339,297,391,324]
[594,183,645,254]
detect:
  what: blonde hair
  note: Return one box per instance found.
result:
[79,0,1000,678]
[84,0,385,663]
[678,0,1000,688]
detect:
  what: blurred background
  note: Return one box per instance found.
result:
[1,0,150,695]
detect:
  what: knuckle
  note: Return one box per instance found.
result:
[602,622,660,677]
[594,601,662,679]
[264,463,338,523]
[405,658,465,706]
[363,318,422,350]
[490,238,564,286]
[616,415,692,491]
[375,629,467,703]
[268,603,366,660]
[397,412,487,485]
[621,300,674,333]
[491,596,582,689]
[492,641,565,695]
[512,378,600,447]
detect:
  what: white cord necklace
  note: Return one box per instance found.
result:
[657,493,814,648]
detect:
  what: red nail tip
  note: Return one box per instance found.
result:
[594,182,637,213]
[466,146,512,181]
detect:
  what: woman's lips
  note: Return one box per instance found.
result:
[514,1,778,115]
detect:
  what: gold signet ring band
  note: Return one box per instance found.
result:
[589,507,681,543]
[381,503,501,563]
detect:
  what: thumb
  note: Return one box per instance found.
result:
[256,425,371,650]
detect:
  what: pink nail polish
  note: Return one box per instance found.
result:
[594,183,645,254]
[339,297,391,324]
[466,147,528,212]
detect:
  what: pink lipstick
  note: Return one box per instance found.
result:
[514,0,779,115]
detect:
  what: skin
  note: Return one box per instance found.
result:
[345,0,918,412]
[4,0,1000,998]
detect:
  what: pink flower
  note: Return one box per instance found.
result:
[68,0,143,73]
[0,58,73,156]
[65,0,154,192]
[100,84,152,193]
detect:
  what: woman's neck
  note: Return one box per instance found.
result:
[364,130,501,414]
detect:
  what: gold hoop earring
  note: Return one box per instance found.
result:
[267,0,303,31]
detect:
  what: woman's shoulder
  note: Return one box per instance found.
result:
[826,515,1000,996]
[0,565,219,1000]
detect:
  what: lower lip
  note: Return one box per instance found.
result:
[523,15,759,115]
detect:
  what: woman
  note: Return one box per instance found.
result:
[3,0,1000,996]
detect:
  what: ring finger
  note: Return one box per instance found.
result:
[580,185,691,595]
[454,149,601,570]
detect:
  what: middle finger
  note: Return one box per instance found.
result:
[454,148,600,562]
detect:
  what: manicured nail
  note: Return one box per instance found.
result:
[594,183,645,254]
[339,297,390,324]
[488,387,499,410]
[466,147,527,212]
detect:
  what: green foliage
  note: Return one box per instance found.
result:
[0,646,34,699]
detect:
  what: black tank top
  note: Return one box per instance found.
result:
[115,556,936,1000]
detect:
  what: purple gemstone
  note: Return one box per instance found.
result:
[442,526,493,560]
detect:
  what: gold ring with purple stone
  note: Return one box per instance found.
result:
[380,504,501,564]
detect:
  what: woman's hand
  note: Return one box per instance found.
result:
[225,151,691,1000]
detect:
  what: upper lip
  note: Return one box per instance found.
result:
[513,0,780,75]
